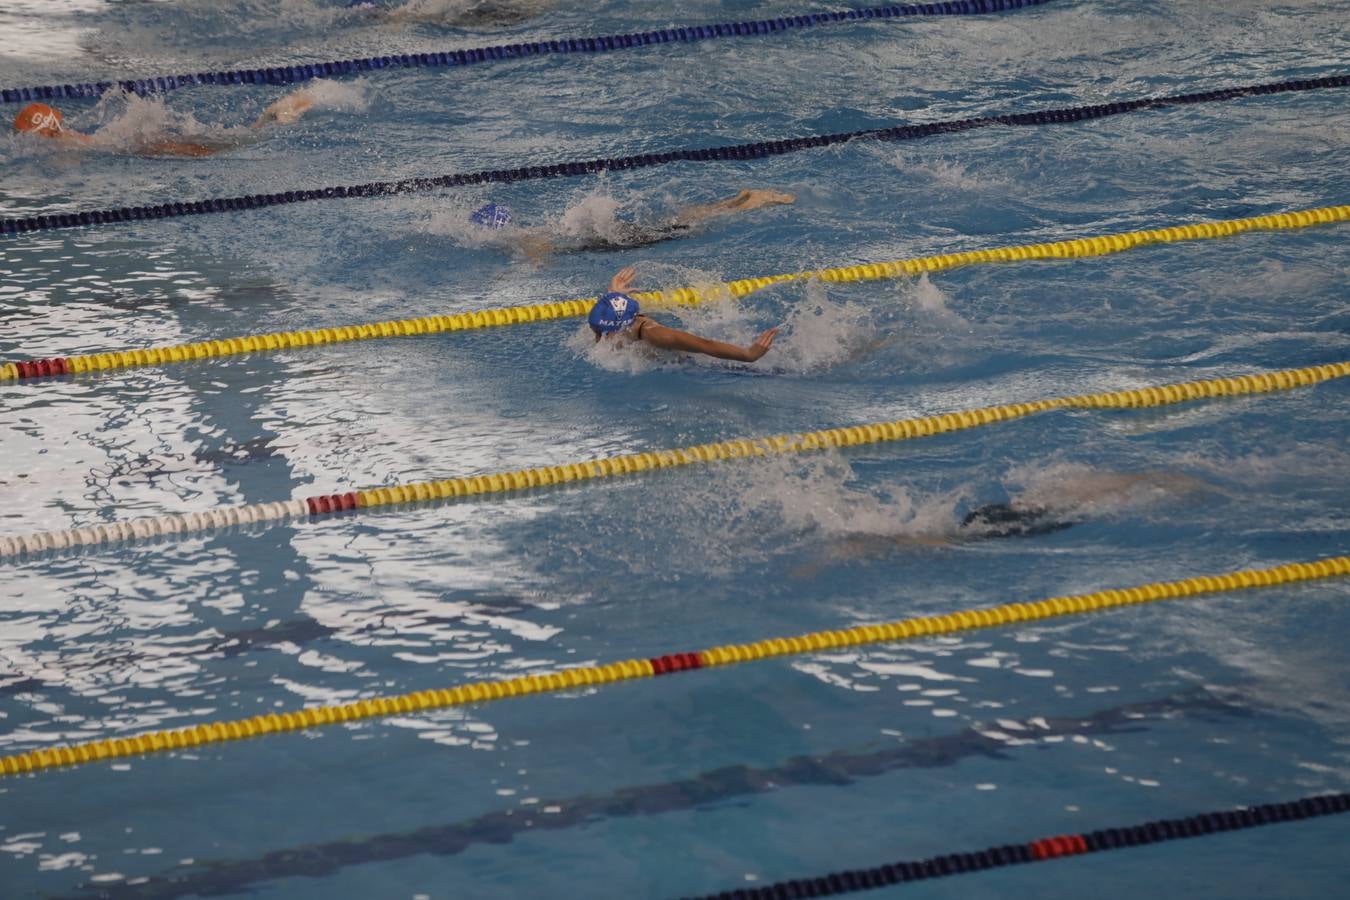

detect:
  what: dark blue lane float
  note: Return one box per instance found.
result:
[685,792,1350,899]
[3,73,1346,238]
[47,691,1248,898]
[1,1,1050,105]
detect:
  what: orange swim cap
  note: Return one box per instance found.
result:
[13,103,64,137]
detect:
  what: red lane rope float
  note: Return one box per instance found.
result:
[2,555,1347,777]
[680,792,1350,899]
[2,359,1348,559]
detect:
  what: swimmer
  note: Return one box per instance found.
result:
[792,470,1212,577]
[470,189,796,260]
[587,265,780,363]
[815,501,1075,566]
[956,502,1077,539]
[349,0,555,27]
[11,88,317,158]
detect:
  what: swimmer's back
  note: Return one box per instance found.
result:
[565,220,692,253]
[959,503,1076,539]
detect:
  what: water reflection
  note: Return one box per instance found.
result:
[64,689,1247,899]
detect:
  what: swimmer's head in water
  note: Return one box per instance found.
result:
[959,502,1075,539]
[588,291,640,335]
[470,203,512,229]
[13,103,64,138]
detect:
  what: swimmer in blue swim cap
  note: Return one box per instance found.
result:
[470,202,513,229]
[586,265,779,363]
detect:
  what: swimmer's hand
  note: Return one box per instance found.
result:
[744,326,779,361]
[609,265,637,294]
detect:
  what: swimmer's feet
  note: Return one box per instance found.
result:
[731,188,796,210]
[253,91,316,128]
[672,188,798,227]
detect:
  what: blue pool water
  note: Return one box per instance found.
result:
[1,1,1348,897]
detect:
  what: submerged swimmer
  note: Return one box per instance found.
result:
[956,502,1076,538]
[793,470,1212,576]
[587,265,779,363]
[470,189,796,259]
[349,0,555,27]
[11,88,317,158]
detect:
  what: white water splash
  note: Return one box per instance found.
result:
[87,91,238,147]
[742,455,963,540]
[874,146,1015,195]
[605,454,970,578]
[555,191,632,244]
[566,261,978,377]
[298,78,371,114]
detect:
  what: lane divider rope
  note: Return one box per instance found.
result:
[2,74,1345,236]
[64,694,1237,894]
[2,360,1347,559]
[3,204,1346,384]
[0,0,1047,105]
[2,554,1346,776]
[680,791,1350,899]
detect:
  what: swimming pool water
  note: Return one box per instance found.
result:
[1,1,1348,897]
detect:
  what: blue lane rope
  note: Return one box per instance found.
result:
[0,0,1049,105]
[682,792,1350,900]
[2,74,1345,237]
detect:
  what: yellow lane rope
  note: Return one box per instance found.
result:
[2,359,1346,559]
[341,361,1350,511]
[3,555,1346,777]
[2,204,1346,383]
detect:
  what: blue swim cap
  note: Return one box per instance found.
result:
[470,203,512,229]
[588,292,640,334]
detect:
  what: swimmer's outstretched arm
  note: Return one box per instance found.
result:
[133,139,222,158]
[639,321,780,362]
[28,119,213,158]
[55,130,95,147]
[134,87,317,157]
[608,267,779,362]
